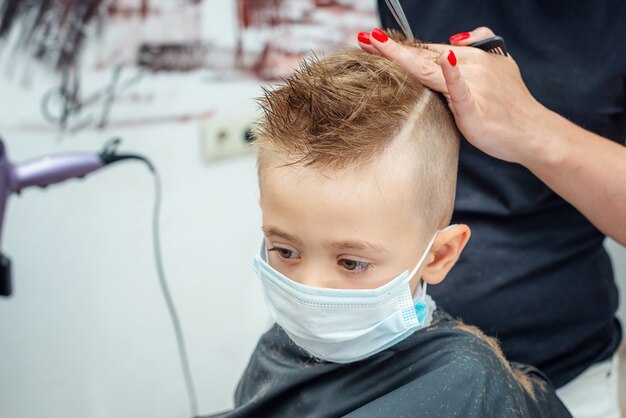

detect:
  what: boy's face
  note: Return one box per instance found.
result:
[259,133,469,293]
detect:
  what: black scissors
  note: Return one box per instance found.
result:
[383,0,508,56]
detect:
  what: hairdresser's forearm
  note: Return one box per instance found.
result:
[522,108,626,246]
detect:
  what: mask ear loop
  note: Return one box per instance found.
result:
[410,224,457,299]
[407,232,438,297]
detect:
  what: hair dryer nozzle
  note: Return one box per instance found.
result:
[100,138,154,171]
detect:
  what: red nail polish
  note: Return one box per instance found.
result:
[358,32,371,45]
[447,50,457,66]
[449,32,470,43]
[371,28,388,43]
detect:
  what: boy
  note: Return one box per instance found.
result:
[208,36,572,417]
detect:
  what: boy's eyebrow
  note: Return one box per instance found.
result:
[263,225,386,254]
[262,226,303,245]
[326,240,386,254]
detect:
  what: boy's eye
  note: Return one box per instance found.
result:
[269,246,299,259]
[339,258,370,272]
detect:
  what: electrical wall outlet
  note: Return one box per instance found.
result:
[201,118,256,161]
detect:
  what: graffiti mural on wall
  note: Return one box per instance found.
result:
[0,0,106,72]
[99,0,377,79]
[0,0,377,131]
[234,0,378,80]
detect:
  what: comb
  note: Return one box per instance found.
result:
[469,36,509,56]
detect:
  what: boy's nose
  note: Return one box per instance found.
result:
[297,262,331,288]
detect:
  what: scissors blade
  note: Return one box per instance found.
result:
[383,0,414,42]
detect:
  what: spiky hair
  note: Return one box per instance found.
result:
[255,31,460,229]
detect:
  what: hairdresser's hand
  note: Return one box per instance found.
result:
[358,27,626,246]
[358,27,547,165]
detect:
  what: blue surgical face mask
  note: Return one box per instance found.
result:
[251,232,440,363]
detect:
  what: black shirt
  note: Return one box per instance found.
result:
[378,0,626,388]
[207,311,572,418]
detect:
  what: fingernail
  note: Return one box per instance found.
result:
[447,50,457,66]
[358,32,371,45]
[371,28,388,43]
[449,32,470,43]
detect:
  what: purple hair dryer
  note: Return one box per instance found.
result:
[0,137,150,297]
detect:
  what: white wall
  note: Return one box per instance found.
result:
[0,2,273,415]
[0,2,624,418]
[0,93,271,418]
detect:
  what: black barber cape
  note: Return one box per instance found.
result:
[207,311,571,418]
[378,0,626,388]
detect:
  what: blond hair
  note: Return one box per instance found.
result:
[255,32,459,231]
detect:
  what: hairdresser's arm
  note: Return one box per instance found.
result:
[359,28,626,246]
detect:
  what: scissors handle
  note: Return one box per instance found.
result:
[383,0,414,42]
[382,0,508,57]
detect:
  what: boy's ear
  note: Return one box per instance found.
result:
[422,224,471,285]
